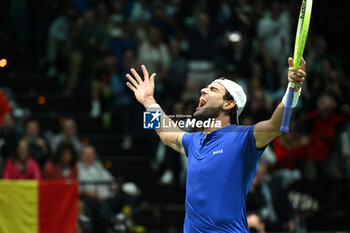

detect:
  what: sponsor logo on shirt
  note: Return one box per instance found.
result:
[213,149,224,155]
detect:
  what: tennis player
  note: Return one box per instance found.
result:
[126,57,306,232]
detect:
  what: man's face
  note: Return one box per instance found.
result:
[60,149,73,166]
[63,120,76,138]
[17,140,29,161]
[2,113,13,128]
[318,96,335,119]
[81,147,96,166]
[193,82,227,121]
[26,121,39,137]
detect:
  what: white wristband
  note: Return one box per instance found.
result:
[282,83,301,108]
[147,103,162,111]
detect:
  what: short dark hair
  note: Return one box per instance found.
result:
[223,90,238,125]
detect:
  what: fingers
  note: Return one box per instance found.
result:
[288,74,303,86]
[288,76,304,85]
[141,65,149,80]
[150,73,156,86]
[288,57,293,68]
[289,68,306,77]
[288,57,306,70]
[301,57,306,70]
[130,68,143,84]
[126,73,138,87]
[126,82,136,92]
[288,69,305,86]
[289,65,306,85]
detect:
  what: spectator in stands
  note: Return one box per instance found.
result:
[164,38,188,104]
[257,0,290,90]
[78,145,115,199]
[307,56,348,109]
[128,0,152,23]
[183,12,218,90]
[78,145,139,233]
[186,12,218,61]
[63,9,109,95]
[247,162,295,232]
[110,49,138,150]
[50,118,82,153]
[247,212,266,233]
[78,145,115,233]
[270,123,303,188]
[301,94,347,207]
[46,2,77,78]
[90,53,116,118]
[149,1,175,42]
[0,113,21,160]
[43,143,78,180]
[89,49,137,147]
[23,119,49,167]
[302,94,345,172]
[137,26,170,98]
[306,36,345,82]
[335,120,350,180]
[108,1,136,68]
[3,138,41,180]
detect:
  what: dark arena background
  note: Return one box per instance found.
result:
[0,0,350,232]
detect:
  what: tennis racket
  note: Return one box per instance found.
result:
[280,0,313,132]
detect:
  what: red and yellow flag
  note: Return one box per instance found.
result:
[0,180,78,233]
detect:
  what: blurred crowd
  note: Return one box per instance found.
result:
[1,0,350,232]
[0,109,141,232]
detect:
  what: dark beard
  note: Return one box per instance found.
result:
[193,106,221,121]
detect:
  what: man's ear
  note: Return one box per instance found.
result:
[223,101,236,111]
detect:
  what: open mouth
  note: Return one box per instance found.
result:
[196,97,207,110]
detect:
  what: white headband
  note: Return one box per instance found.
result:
[213,78,247,124]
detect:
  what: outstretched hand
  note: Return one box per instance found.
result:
[288,57,306,91]
[126,65,157,108]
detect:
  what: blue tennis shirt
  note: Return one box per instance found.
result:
[182,124,266,232]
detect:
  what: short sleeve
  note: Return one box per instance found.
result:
[182,133,192,158]
[237,125,267,163]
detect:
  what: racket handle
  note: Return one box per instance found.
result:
[280,87,295,132]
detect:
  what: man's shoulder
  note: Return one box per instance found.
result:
[184,131,202,137]
[232,125,254,133]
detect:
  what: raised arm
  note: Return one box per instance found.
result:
[253,57,306,149]
[126,65,186,155]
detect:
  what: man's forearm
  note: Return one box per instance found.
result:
[268,102,289,133]
[146,102,185,153]
[254,102,290,149]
